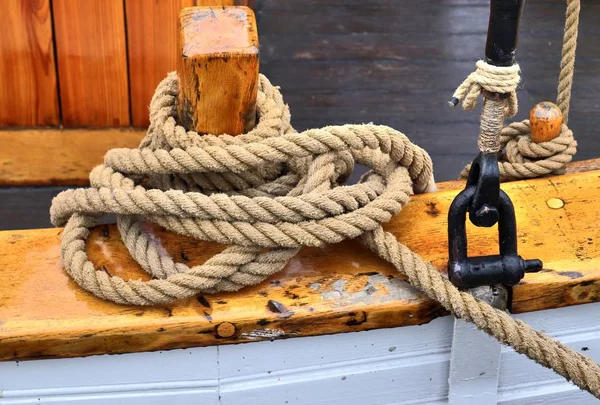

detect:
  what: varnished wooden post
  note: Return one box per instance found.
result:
[177,6,259,135]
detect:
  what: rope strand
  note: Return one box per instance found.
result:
[51,71,600,398]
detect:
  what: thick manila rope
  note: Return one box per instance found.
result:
[51,72,600,398]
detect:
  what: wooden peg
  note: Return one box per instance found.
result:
[177,6,259,135]
[529,101,563,143]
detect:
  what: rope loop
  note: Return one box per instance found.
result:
[51,72,434,304]
[452,60,521,117]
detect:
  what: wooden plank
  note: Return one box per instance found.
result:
[1,169,599,361]
[0,127,596,188]
[0,0,59,126]
[52,0,129,127]
[0,129,145,186]
[126,0,194,128]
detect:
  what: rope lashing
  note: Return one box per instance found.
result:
[454,0,580,179]
[451,60,521,117]
[50,72,600,398]
[460,120,577,178]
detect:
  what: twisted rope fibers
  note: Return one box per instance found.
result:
[50,72,600,398]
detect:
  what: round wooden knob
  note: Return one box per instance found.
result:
[529,101,563,143]
[216,322,236,338]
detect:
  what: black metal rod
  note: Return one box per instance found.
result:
[485,0,525,66]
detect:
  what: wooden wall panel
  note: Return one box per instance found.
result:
[0,0,59,127]
[52,0,129,127]
[126,0,194,127]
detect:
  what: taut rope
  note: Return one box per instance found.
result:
[51,71,600,398]
[455,0,580,179]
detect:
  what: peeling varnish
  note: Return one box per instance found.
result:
[241,328,296,340]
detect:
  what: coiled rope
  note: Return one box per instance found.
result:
[50,71,600,398]
[50,0,600,396]
[454,0,580,179]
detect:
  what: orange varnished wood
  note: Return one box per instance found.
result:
[1,170,599,361]
[0,0,59,126]
[0,129,145,186]
[52,0,129,127]
[530,101,564,143]
[434,158,600,192]
[126,0,195,127]
[177,6,259,135]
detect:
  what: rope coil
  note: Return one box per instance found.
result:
[51,71,600,398]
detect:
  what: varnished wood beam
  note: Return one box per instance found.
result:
[0,129,145,186]
[1,169,599,361]
[177,6,259,135]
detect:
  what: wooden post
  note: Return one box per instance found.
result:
[177,6,259,135]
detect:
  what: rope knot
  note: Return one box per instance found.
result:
[452,60,521,117]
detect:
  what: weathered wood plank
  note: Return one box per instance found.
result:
[52,0,129,127]
[1,169,599,361]
[126,0,194,127]
[0,129,145,186]
[0,0,59,126]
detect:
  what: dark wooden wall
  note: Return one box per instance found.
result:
[1,0,598,230]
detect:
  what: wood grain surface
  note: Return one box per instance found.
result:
[177,6,259,135]
[0,129,145,186]
[126,0,194,127]
[52,0,129,127]
[0,0,59,126]
[1,169,599,361]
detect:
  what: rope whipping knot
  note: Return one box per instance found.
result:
[452,60,521,117]
[50,72,434,306]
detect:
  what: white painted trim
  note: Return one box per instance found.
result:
[448,318,502,405]
[1,303,599,405]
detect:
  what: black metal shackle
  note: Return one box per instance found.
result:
[466,152,501,227]
[447,186,543,290]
